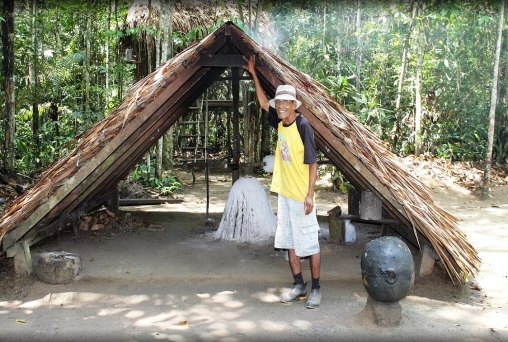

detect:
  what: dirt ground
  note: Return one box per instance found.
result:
[0,168,507,341]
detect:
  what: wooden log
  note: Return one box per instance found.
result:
[118,198,183,206]
[232,67,240,184]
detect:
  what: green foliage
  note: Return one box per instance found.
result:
[269,0,507,163]
[129,164,182,195]
[2,0,507,178]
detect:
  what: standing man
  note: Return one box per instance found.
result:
[244,56,321,309]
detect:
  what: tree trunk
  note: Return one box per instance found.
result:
[253,0,262,36]
[52,7,63,137]
[237,0,245,25]
[322,0,326,52]
[260,107,270,158]
[483,0,505,198]
[162,0,175,173]
[414,13,424,156]
[393,1,417,149]
[84,0,92,116]
[2,0,16,172]
[248,0,252,30]
[355,0,362,90]
[106,0,112,103]
[28,0,40,166]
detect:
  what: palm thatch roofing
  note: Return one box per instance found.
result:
[126,0,276,48]
[0,22,480,284]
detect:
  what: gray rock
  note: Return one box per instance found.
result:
[35,252,81,285]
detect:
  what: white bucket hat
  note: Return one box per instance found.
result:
[269,84,302,109]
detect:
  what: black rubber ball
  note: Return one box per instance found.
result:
[361,236,415,302]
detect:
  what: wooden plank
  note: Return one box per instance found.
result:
[196,54,246,67]
[7,218,65,257]
[339,214,400,226]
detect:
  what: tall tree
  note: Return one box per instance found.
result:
[355,0,362,90]
[161,0,175,173]
[2,0,15,172]
[84,0,92,116]
[393,1,417,148]
[105,0,113,103]
[414,5,425,155]
[483,0,505,198]
[28,0,40,166]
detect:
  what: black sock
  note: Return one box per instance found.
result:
[312,277,320,290]
[293,273,304,285]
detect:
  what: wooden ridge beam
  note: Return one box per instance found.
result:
[197,54,246,67]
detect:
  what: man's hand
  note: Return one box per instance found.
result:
[304,194,314,215]
[243,55,269,111]
[243,55,256,76]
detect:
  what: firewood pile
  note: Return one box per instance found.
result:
[77,208,163,239]
[79,208,118,232]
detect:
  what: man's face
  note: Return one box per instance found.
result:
[275,99,296,121]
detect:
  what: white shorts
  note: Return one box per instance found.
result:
[274,194,320,257]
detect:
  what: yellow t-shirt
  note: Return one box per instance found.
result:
[271,120,310,202]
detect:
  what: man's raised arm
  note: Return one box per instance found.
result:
[244,55,269,112]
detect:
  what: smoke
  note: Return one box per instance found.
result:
[215,177,276,243]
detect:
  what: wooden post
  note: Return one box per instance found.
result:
[232,67,240,184]
[105,186,119,213]
[13,241,33,275]
[348,187,361,215]
[416,243,437,277]
[327,206,344,244]
[360,190,382,220]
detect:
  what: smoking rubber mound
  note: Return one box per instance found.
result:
[215,177,276,243]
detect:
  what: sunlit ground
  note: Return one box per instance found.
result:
[1,176,507,341]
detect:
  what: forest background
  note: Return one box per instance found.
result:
[0,0,506,196]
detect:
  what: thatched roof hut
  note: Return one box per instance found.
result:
[0,22,480,284]
[125,0,276,47]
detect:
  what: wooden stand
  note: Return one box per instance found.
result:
[12,241,33,274]
[327,206,344,244]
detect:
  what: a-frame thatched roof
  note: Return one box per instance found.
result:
[0,22,480,284]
